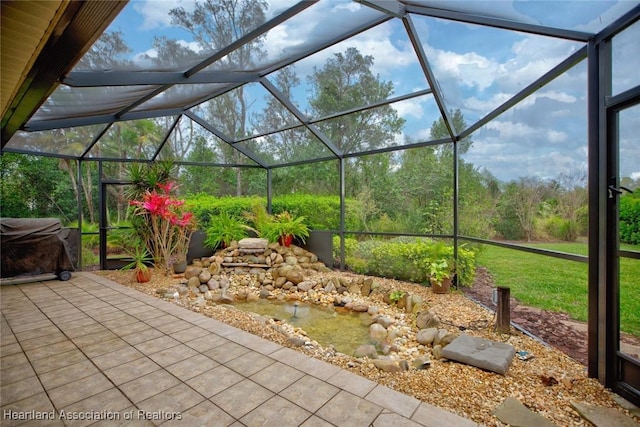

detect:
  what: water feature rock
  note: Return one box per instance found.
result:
[372,359,403,373]
[208,263,220,275]
[352,304,368,312]
[185,267,201,279]
[374,315,394,328]
[286,268,304,284]
[239,238,268,249]
[369,323,387,343]
[361,278,373,296]
[412,356,431,370]
[416,311,439,329]
[199,285,208,293]
[324,282,336,293]
[297,281,314,292]
[219,294,235,304]
[207,279,219,290]
[285,256,298,265]
[354,344,378,359]
[433,329,450,346]
[440,333,459,346]
[259,289,271,299]
[187,276,200,289]
[416,328,438,346]
[433,344,443,360]
[287,336,307,347]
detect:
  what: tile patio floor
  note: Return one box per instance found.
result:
[1,272,481,426]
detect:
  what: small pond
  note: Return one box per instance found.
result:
[233,300,371,355]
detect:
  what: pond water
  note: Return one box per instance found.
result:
[233,300,371,355]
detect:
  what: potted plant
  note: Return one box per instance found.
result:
[261,211,310,247]
[129,181,196,273]
[428,259,453,294]
[204,211,255,250]
[122,242,153,283]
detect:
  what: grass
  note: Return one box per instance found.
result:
[476,242,640,337]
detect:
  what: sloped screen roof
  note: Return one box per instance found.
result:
[3,0,640,169]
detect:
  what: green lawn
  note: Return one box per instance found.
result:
[476,242,640,337]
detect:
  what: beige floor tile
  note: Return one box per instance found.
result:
[186,365,243,398]
[209,378,274,419]
[91,346,144,370]
[184,333,229,352]
[47,374,114,409]
[24,341,78,362]
[165,353,219,381]
[366,385,421,419]
[315,390,383,426]
[224,350,275,376]
[204,341,250,363]
[326,369,377,398]
[280,375,340,413]
[119,370,181,403]
[59,388,133,427]
[148,344,198,367]
[161,400,235,427]
[136,383,205,417]
[0,362,36,385]
[249,361,305,393]
[31,349,88,374]
[0,375,44,405]
[134,335,180,355]
[104,357,161,385]
[39,360,100,390]
[241,395,312,427]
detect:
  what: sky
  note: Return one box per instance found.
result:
[99,0,640,182]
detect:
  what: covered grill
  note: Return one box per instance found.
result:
[1,218,78,281]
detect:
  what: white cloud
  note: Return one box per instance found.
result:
[430,49,497,91]
[134,1,189,30]
[393,99,423,119]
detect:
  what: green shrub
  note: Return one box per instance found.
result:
[342,237,477,286]
[543,216,579,241]
[620,195,640,245]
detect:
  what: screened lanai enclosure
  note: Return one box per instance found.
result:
[1,0,639,405]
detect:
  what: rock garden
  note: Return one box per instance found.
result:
[99,238,640,426]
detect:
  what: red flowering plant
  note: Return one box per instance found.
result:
[129,181,196,273]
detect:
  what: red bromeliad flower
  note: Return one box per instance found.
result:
[130,181,196,272]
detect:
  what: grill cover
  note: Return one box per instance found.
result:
[1,218,77,278]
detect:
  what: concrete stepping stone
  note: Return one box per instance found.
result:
[570,401,640,427]
[493,397,556,427]
[440,334,515,374]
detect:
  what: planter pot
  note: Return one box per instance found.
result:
[430,277,452,294]
[135,268,151,283]
[279,234,293,247]
[172,260,187,274]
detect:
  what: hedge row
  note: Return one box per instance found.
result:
[185,194,363,230]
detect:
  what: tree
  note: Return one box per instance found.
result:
[510,177,546,242]
[307,47,405,198]
[0,153,76,222]
[168,0,269,196]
